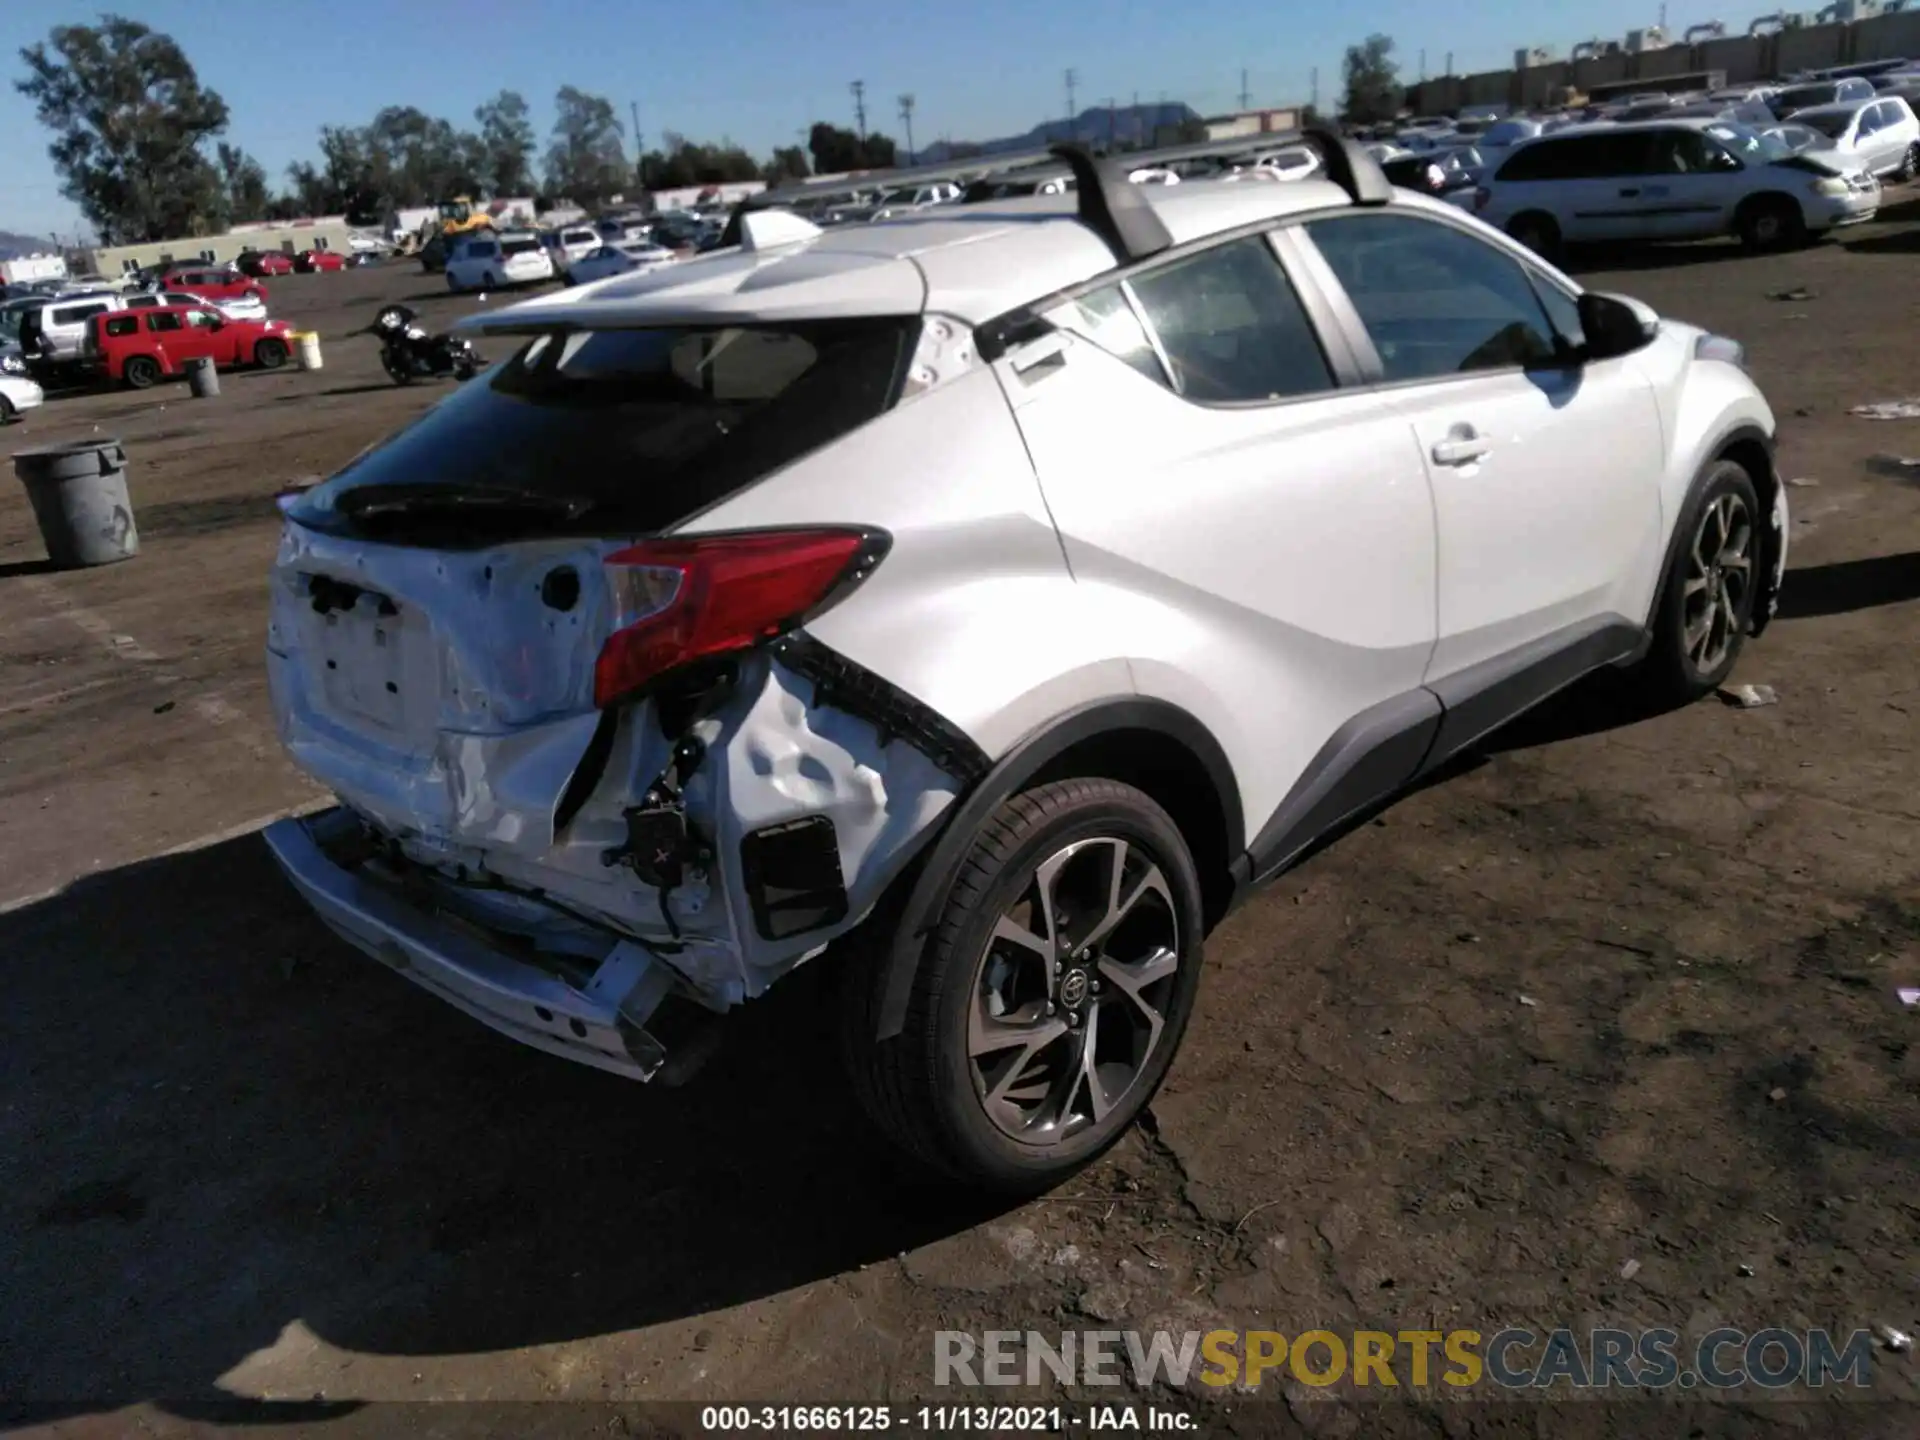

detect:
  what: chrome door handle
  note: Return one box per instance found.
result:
[1431,436,1491,466]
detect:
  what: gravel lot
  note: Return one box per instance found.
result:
[4,208,1919,1440]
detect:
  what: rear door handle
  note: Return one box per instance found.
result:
[1431,435,1492,466]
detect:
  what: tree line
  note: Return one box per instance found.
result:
[14,15,912,244]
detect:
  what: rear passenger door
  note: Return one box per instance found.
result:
[990,231,1441,852]
[1298,211,1663,688]
[1637,129,1748,239]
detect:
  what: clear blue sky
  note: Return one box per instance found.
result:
[2,0,1711,240]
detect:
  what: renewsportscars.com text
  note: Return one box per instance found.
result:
[934,1327,1878,1391]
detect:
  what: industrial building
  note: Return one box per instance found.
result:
[84,217,361,279]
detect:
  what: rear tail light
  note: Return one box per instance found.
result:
[593,528,889,708]
[1472,186,1492,212]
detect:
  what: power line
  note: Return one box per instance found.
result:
[850,80,867,140]
[898,94,917,165]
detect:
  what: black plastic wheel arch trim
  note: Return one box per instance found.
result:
[1641,424,1782,641]
[771,632,991,788]
[870,695,1244,1041]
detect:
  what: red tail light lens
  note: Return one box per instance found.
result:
[593,528,887,708]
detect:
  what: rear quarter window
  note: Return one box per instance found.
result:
[51,303,108,326]
[287,318,917,545]
[103,315,139,338]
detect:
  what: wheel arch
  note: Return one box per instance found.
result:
[1642,422,1784,640]
[867,696,1244,1041]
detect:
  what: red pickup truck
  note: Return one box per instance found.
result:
[90,305,294,388]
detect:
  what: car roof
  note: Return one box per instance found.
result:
[461,178,1385,333]
[1791,99,1873,119]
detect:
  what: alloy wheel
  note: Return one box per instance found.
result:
[1682,491,1753,673]
[968,836,1181,1144]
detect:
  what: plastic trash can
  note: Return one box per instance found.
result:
[12,439,137,568]
[294,332,323,371]
[184,356,220,398]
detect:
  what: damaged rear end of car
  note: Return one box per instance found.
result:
[264,306,995,1082]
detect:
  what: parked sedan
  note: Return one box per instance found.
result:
[1788,96,1920,180]
[564,240,678,285]
[160,265,267,306]
[89,304,294,388]
[124,287,267,323]
[295,249,347,273]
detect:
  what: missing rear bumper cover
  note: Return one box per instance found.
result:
[772,632,990,786]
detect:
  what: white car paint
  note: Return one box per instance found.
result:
[565,240,679,285]
[262,167,1788,1172]
[126,288,266,322]
[1786,96,1920,179]
[548,226,602,268]
[445,231,556,292]
[1476,118,1879,245]
[0,370,43,420]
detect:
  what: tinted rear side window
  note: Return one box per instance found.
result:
[287,319,916,545]
[502,237,541,256]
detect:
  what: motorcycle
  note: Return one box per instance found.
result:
[368,305,483,385]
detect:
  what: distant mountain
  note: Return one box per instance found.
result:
[916,102,1203,164]
[0,228,61,258]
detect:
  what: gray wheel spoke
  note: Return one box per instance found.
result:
[967,828,1185,1146]
[1076,1006,1113,1123]
[976,1015,1068,1105]
[990,914,1051,962]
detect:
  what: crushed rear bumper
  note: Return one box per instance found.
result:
[263,807,675,1081]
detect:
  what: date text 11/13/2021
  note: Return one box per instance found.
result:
[700,1406,1196,1431]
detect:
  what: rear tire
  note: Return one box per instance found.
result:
[0,395,15,425]
[1897,142,1919,183]
[446,271,461,292]
[254,338,288,369]
[1632,459,1762,707]
[123,355,160,389]
[840,778,1206,1193]
[1507,211,1562,260]
[1737,196,1805,252]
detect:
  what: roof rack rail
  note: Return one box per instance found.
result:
[1047,142,1173,261]
[1049,125,1391,260]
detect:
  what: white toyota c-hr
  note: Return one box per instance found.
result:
[263,135,1787,1191]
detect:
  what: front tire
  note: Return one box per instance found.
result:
[254,338,288,369]
[1507,211,1562,261]
[1897,142,1919,183]
[842,778,1205,1192]
[1634,459,1762,706]
[0,394,14,425]
[1738,196,1806,252]
[380,348,414,385]
[123,355,160,389]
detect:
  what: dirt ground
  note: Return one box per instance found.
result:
[3,205,1919,1440]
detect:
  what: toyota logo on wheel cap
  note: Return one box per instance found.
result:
[1058,969,1090,1008]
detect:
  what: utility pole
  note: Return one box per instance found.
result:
[1104,98,1117,148]
[1419,50,1427,80]
[1064,68,1079,134]
[1444,51,1454,76]
[1238,68,1251,111]
[629,100,644,186]
[850,80,867,140]
[1310,66,1320,115]
[898,94,917,165]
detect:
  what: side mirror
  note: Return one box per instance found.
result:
[1576,290,1660,361]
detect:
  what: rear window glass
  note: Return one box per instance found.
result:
[286,319,916,545]
[51,303,109,325]
[502,237,542,256]
[104,315,138,337]
[563,229,597,244]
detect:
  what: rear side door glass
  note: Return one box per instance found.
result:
[1119,236,1336,403]
[1306,213,1562,381]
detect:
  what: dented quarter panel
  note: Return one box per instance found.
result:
[685,337,1133,760]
